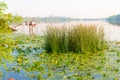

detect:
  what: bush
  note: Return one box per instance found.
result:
[0,18,12,33]
[0,1,23,34]
[44,24,106,53]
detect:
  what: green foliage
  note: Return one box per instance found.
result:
[0,34,43,64]
[0,1,8,16]
[10,15,23,25]
[0,18,12,33]
[0,1,23,34]
[0,34,14,62]
[0,2,12,33]
[45,24,107,53]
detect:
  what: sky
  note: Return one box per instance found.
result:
[1,0,120,18]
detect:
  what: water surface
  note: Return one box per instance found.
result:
[14,21,120,41]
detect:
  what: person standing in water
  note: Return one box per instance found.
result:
[29,21,36,35]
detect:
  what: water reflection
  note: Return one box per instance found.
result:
[107,21,120,26]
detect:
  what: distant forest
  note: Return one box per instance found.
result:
[107,14,120,21]
[106,14,120,26]
[23,17,80,23]
[23,14,120,23]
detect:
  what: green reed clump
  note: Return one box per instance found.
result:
[44,24,106,53]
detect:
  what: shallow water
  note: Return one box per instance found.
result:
[0,34,120,80]
[1,42,120,80]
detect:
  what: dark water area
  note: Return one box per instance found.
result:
[107,20,120,26]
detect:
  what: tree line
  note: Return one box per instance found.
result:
[107,14,120,21]
[23,16,80,23]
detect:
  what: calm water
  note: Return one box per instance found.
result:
[14,21,120,41]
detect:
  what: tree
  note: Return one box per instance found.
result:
[11,15,23,25]
[0,1,12,33]
[0,1,23,33]
[0,1,8,16]
[107,14,120,21]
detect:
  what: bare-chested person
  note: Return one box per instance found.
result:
[29,21,36,35]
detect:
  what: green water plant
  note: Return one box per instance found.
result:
[45,24,107,53]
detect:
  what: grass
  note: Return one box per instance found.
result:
[45,24,107,53]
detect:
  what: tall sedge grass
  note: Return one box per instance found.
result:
[44,24,106,53]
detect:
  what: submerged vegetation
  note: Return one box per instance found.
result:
[0,34,120,80]
[45,24,107,53]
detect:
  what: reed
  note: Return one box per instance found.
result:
[44,24,106,53]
